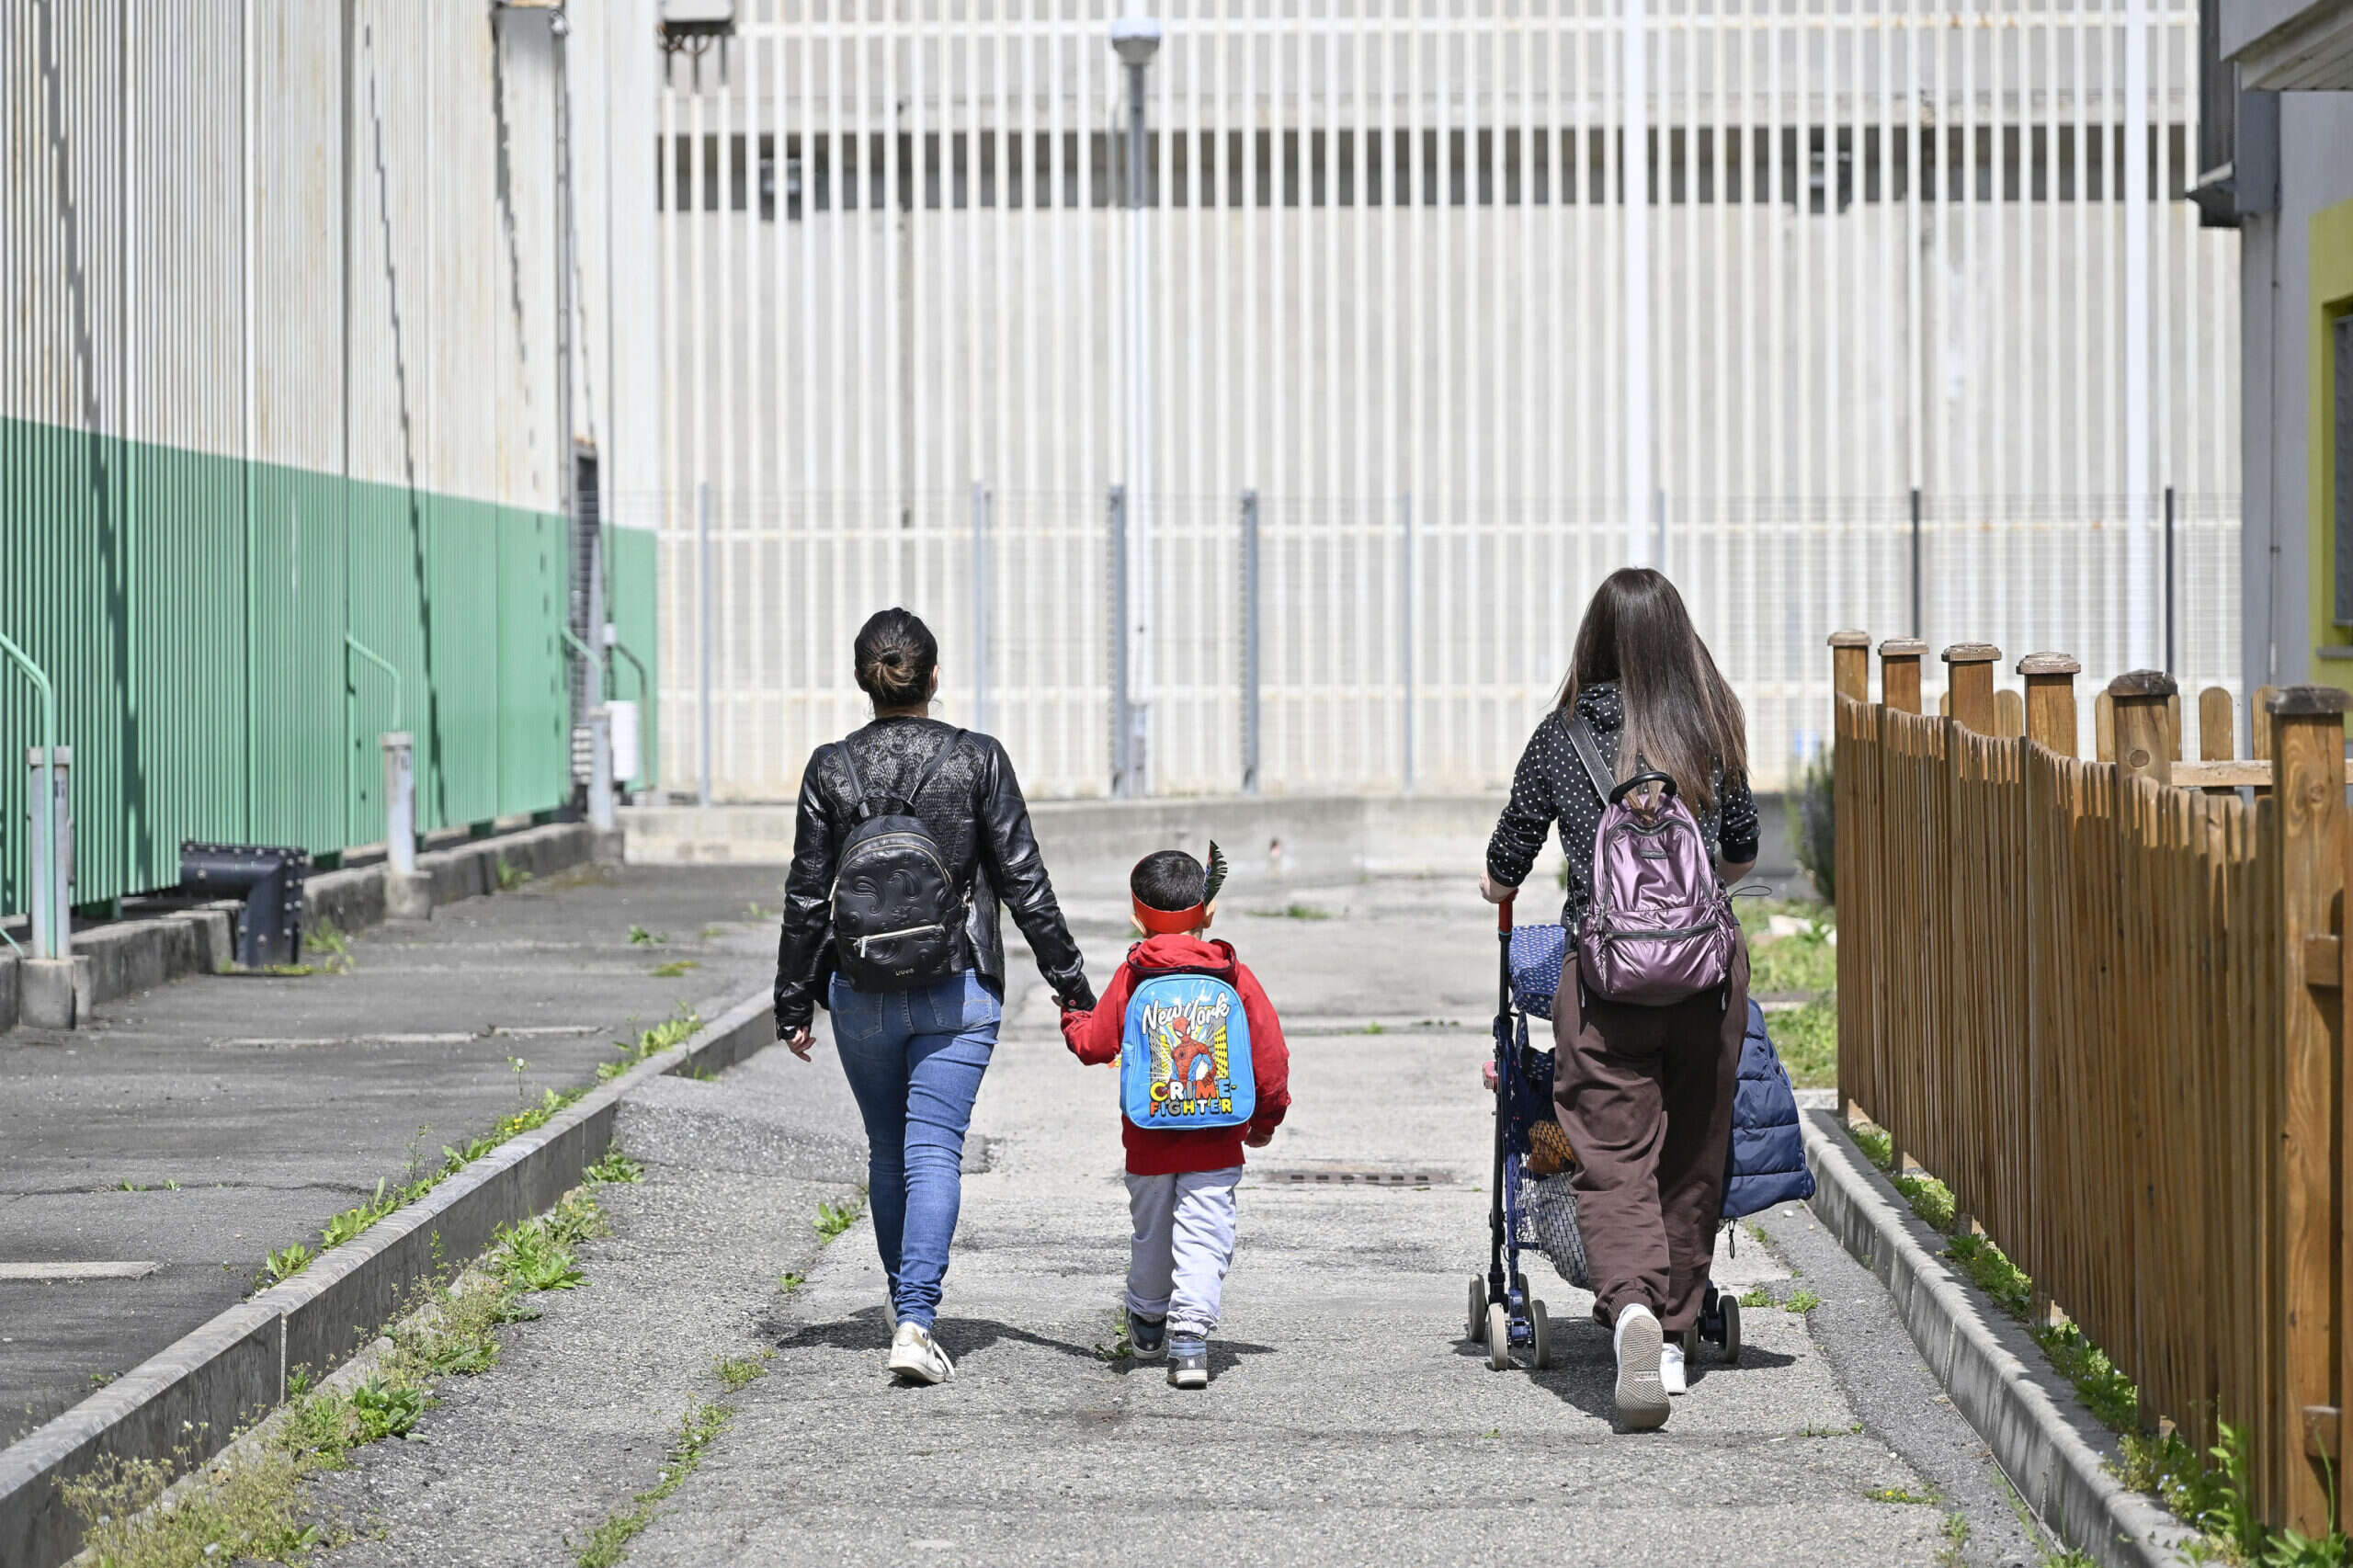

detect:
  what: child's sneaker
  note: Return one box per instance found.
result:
[1660,1340,1688,1396]
[1166,1334,1209,1389]
[1127,1312,1167,1360]
[886,1322,956,1385]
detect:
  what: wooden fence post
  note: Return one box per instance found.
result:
[2109,672,2178,787]
[1881,639,1927,715]
[1943,643,2001,733]
[2270,686,2348,1536]
[1830,630,1871,703]
[2019,653,2081,757]
[2200,687,2238,798]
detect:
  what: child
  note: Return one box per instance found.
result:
[1060,845,1290,1389]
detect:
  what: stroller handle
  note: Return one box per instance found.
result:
[1496,890,1516,934]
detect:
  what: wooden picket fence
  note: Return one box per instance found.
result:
[1829,632,2350,1537]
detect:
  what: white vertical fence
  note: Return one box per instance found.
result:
[656,0,2240,799]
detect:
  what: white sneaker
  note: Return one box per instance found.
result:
[1612,1305,1670,1430]
[1660,1340,1688,1396]
[885,1322,955,1385]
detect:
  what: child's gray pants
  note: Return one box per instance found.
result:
[1124,1165,1242,1339]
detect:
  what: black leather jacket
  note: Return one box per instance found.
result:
[773,717,1095,1033]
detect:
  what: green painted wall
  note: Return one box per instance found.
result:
[0,416,654,915]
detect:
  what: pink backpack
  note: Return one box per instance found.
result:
[1564,716,1739,1006]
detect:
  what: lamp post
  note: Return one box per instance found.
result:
[1110,15,1160,798]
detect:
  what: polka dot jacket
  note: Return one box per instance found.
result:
[1485,680,1761,930]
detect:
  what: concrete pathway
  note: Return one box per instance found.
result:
[0,862,783,1444]
[292,877,2041,1566]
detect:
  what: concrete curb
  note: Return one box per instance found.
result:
[0,984,773,1568]
[1799,1108,2200,1568]
[1,821,608,1032]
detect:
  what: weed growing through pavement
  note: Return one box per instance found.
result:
[257,1244,313,1288]
[574,1403,733,1568]
[585,1149,644,1185]
[814,1195,864,1243]
[495,857,531,891]
[650,960,699,978]
[1737,1287,1774,1309]
[778,1272,805,1291]
[1867,1486,1938,1505]
[597,1009,701,1083]
[1247,903,1331,921]
[302,921,354,974]
[714,1355,767,1392]
[1091,1309,1136,1362]
[1785,1289,1823,1313]
[628,925,665,945]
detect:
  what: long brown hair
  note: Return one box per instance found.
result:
[1555,568,1747,810]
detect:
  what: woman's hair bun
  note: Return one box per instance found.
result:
[854,608,938,708]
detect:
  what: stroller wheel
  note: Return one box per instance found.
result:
[1485,1303,1512,1370]
[1720,1296,1742,1363]
[1467,1276,1488,1343]
[1677,1324,1701,1360]
[1529,1299,1552,1369]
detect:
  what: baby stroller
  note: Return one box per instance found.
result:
[1465,896,1744,1371]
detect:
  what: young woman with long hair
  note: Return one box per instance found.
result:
[1482,568,1758,1432]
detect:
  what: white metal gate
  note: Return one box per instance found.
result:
[655,0,2240,799]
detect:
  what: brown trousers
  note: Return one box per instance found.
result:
[1552,941,1747,1332]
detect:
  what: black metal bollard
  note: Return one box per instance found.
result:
[179,842,310,968]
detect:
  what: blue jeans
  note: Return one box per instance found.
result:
[827,970,1002,1331]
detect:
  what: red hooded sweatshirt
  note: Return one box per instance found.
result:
[1060,933,1291,1176]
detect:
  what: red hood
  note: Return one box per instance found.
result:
[1127,933,1237,972]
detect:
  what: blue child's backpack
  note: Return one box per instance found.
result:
[1120,966,1256,1131]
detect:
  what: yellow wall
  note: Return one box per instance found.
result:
[2309,197,2353,650]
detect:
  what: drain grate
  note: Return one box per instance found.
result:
[1265,1165,1453,1187]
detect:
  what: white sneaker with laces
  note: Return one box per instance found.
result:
[886,1322,956,1385]
[1660,1340,1688,1396]
[1611,1304,1670,1430]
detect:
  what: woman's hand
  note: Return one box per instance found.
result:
[1478,869,1517,906]
[782,1025,815,1061]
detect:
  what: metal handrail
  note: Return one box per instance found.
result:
[344,633,404,733]
[558,627,605,704]
[607,634,648,703]
[0,631,63,960]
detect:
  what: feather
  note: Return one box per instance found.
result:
[1201,840,1229,907]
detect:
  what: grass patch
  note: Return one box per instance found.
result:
[73,1179,613,1564]
[1247,903,1331,921]
[649,960,700,979]
[1738,1286,1775,1309]
[1868,1486,1938,1505]
[495,857,531,892]
[1773,998,1838,1090]
[1749,919,1836,995]
[574,1403,733,1568]
[814,1196,865,1243]
[1786,1289,1823,1313]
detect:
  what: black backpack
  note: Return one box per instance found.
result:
[829,731,969,992]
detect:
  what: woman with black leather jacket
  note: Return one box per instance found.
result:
[774,608,1096,1385]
